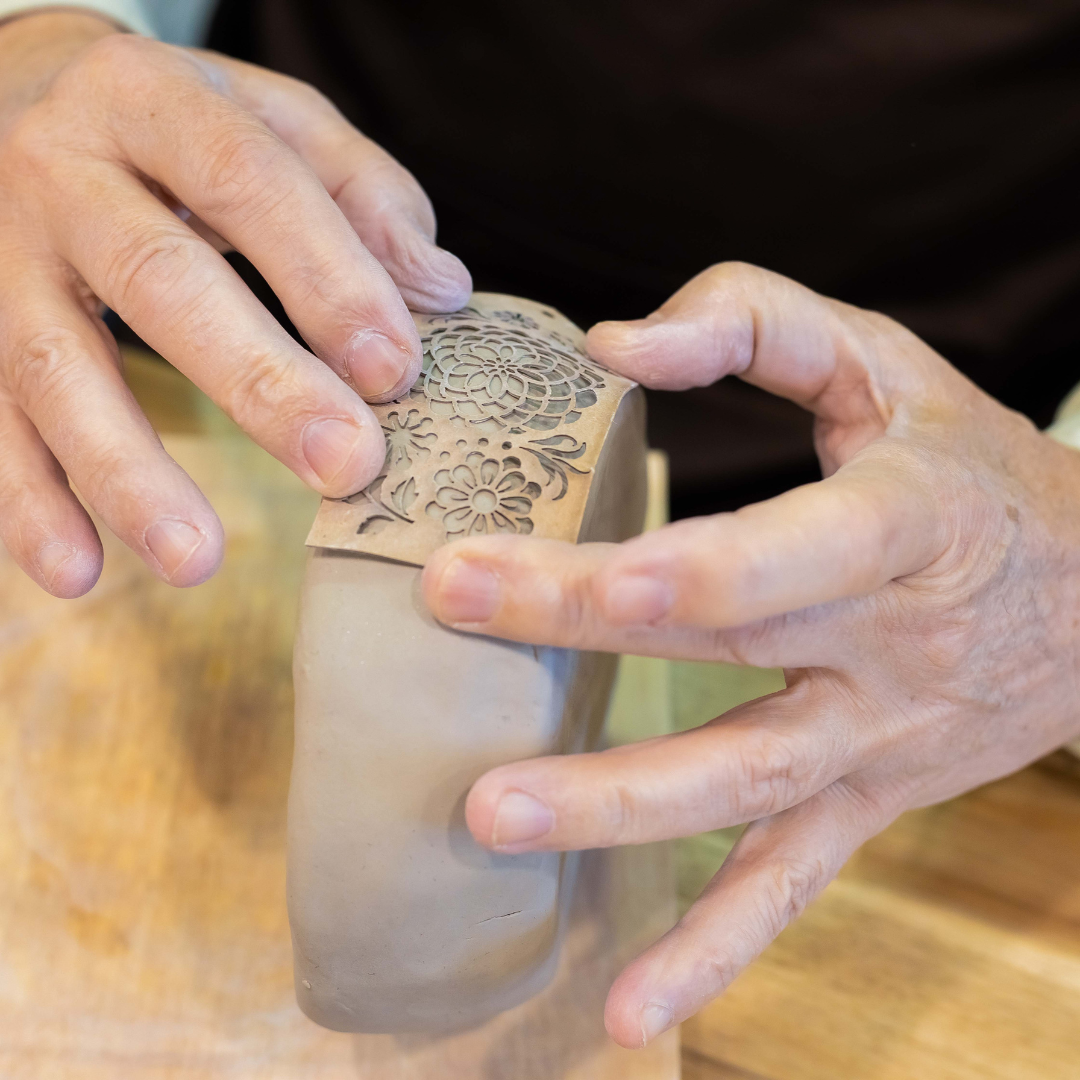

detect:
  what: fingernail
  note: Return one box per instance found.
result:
[491,790,555,849]
[344,329,414,400]
[435,558,500,624]
[602,574,674,625]
[302,417,364,488]
[38,541,76,589]
[145,519,204,580]
[640,1001,674,1047]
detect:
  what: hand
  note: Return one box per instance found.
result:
[0,12,470,597]
[422,262,1080,1048]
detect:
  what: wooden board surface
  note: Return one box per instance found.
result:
[677,693,1080,1078]
[4,347,1080,1077]
[0,349,677,1079]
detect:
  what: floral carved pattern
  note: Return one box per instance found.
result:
[343,470,419,535]
[523,435,591,501]
[307,298,637,563]
[417,319,608,433]
[492,310,539,330]
[345,317,607,540]
[383,409,436,466]
[350,431,593,541]
[425,452,541,537]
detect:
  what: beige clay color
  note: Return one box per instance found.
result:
[290,295,647,1032]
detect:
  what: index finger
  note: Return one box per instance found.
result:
[421,442,948,645]
[88,37,423,401]
[208,52,472,316]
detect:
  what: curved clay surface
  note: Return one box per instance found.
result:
[289,298,647,1033]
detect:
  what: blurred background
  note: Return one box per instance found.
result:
[204,0,1080,518]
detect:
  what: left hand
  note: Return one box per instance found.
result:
[421,262,1080,1049]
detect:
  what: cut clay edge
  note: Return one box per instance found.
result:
[304,292,638,564]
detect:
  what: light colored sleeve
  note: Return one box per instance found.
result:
[1046,388,1080,758]
[1046,383,1080,453]
[0,1,218,44]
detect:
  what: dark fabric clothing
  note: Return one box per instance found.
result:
[209,0,1080,517]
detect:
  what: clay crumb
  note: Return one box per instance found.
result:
[302,979,312,990]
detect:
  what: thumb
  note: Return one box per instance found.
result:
[585,261,907,430]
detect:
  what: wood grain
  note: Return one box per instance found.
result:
[679,723,1080,1079]
[6,347,1079,1078]
[0,349,677,1079]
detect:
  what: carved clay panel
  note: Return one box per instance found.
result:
[306,294,637,565]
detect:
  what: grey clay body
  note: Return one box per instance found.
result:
[288,311,647,1033]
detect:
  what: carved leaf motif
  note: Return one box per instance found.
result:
[530,434,589,459]
[357,515,394,535]
[345,473,386,505]
[522,435,591,501]
[309,297,638,563]
[343,468,417,526]
[391,476,418,515]
[527,453,569,499]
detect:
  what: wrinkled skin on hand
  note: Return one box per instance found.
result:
[0,12,470,596]
[422,262,1080,1049]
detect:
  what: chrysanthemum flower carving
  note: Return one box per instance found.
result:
[418,320,608,433]
[308,299,639,565]
[426,453,541,537]
[382,409,436,466]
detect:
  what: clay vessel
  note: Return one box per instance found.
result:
[289,294,646,1032]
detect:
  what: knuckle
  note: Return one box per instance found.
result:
[559,572,599,648]
[6,327,90,414]
[762,856,827,932]
[2,111,61,179]
[82,32,154,72]
[196,126,293,223]
[2,334,133,504]
[698,949,741,996]
[73,440,135,503]
[221,350,304,423]
[600,780,639,843]
[65,33,160,99]
[276,250,355,319]
[277,72,333,111]
[712,613,791,667]
[100,226,201,315]
[834,775,897,827]
[734,729,803,817]
[701,260,760,290]
[720,529,776,616]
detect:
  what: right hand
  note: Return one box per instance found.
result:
[0,11,471,597]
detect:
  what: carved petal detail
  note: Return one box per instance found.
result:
[307,294,636,564]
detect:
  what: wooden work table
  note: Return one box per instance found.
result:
[1,350,1079,1077]
[680,746,1080,1079]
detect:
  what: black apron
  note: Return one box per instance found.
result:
[209,0,1080,516]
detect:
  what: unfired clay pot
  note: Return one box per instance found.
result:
[289,295,646,1033]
